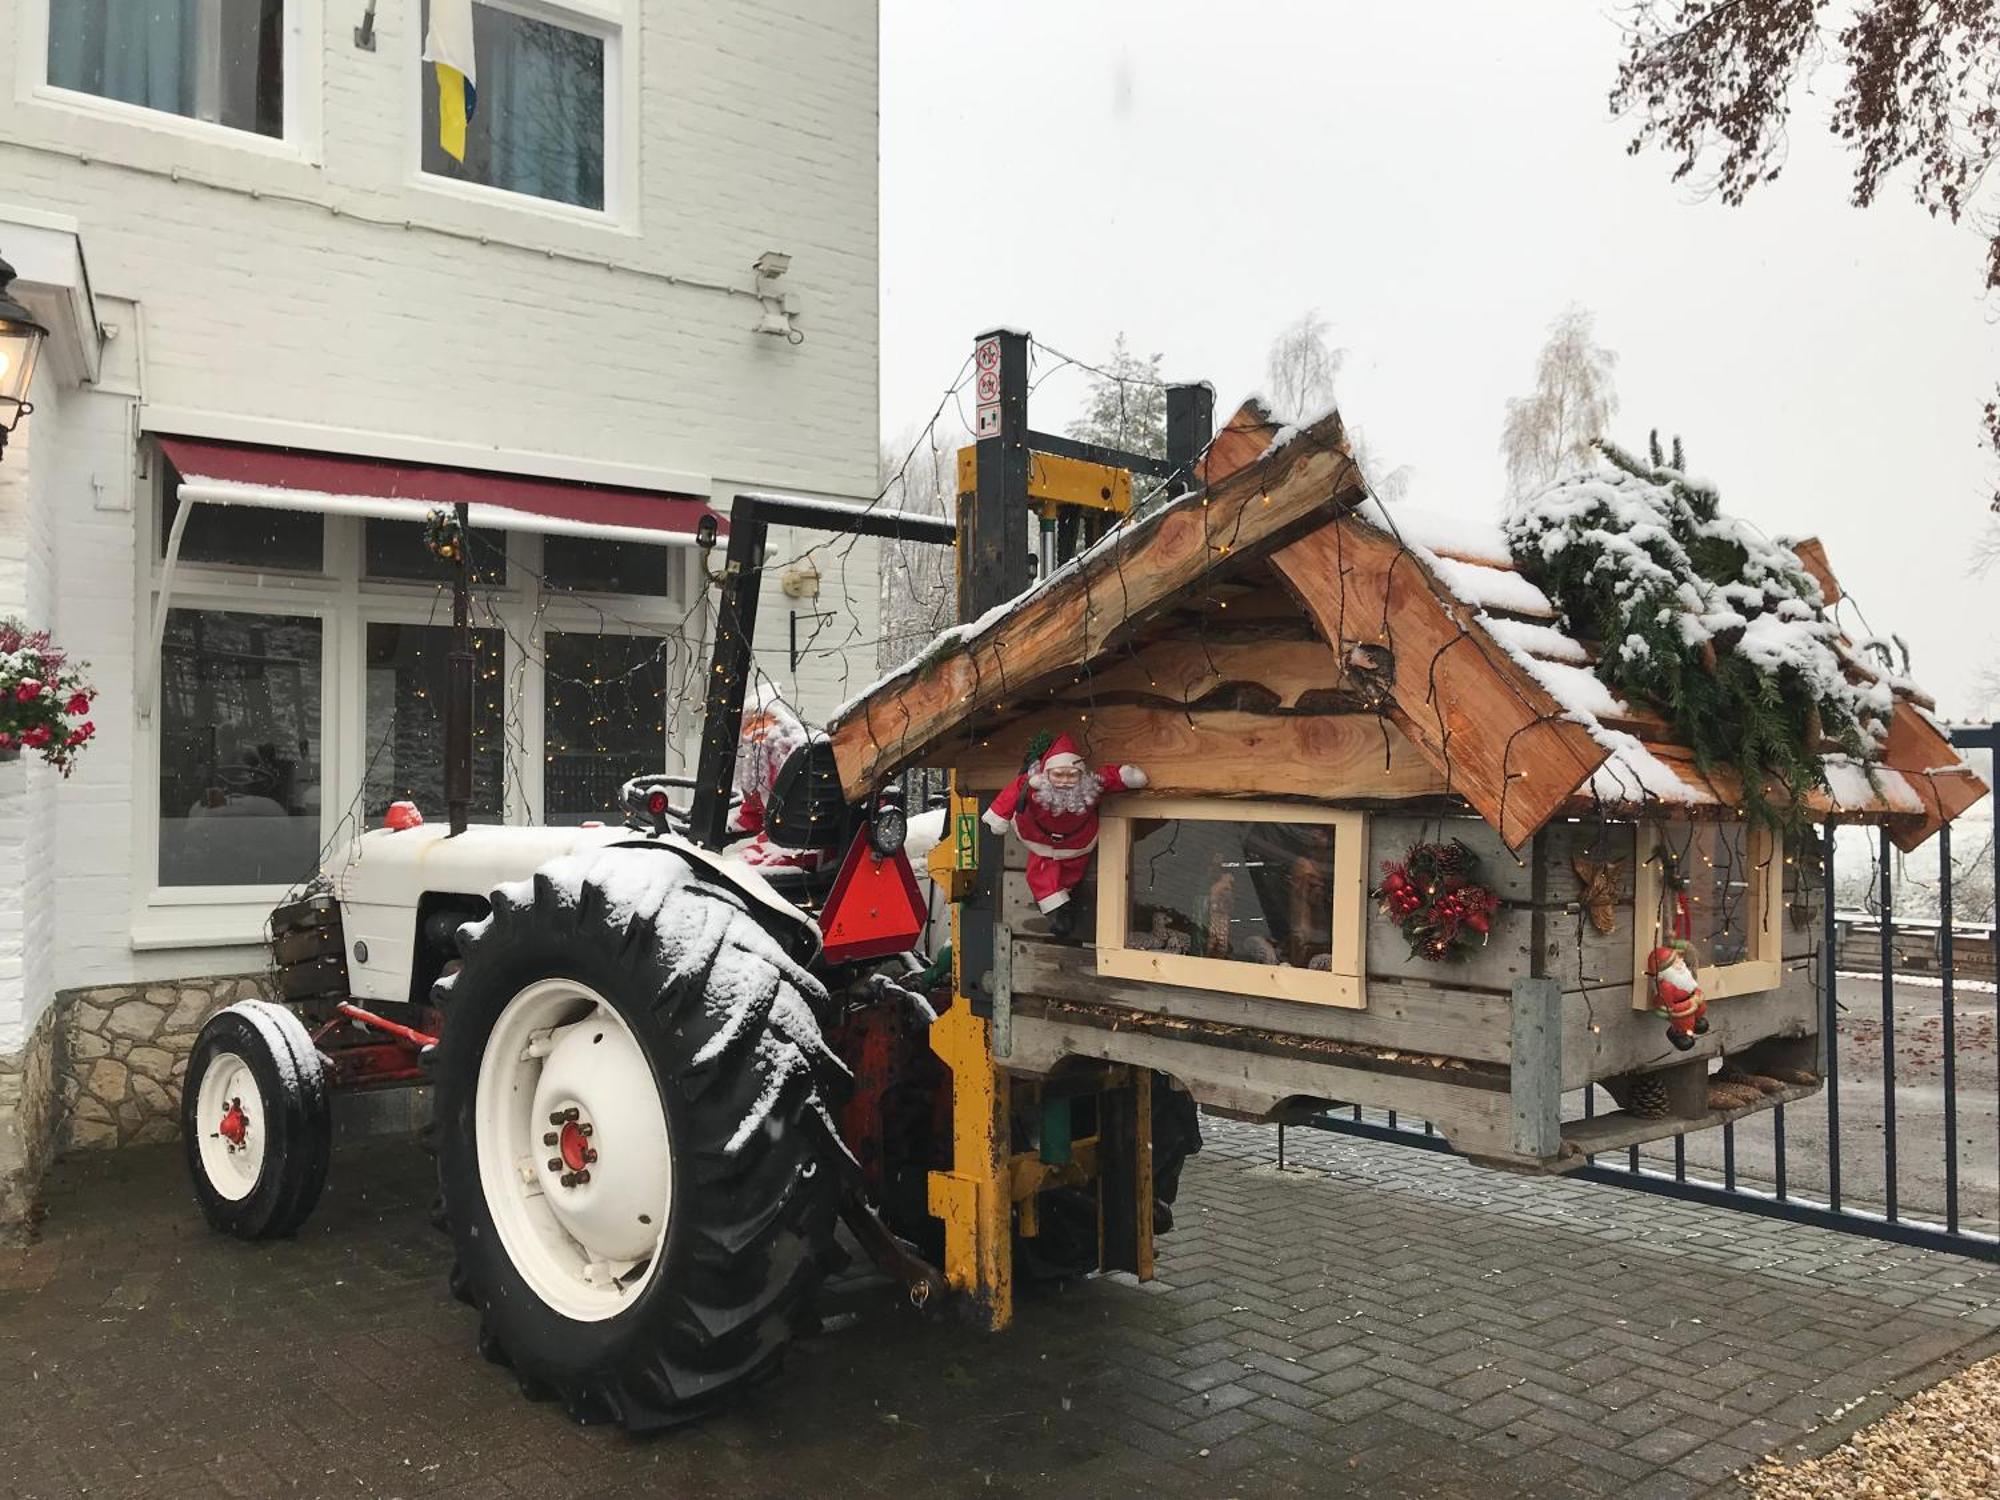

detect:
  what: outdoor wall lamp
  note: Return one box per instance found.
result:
[0,256,49,464]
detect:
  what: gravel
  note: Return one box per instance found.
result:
[1741,1351,2000,1499]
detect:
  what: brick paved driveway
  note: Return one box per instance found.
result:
[3,1117,1998,1500]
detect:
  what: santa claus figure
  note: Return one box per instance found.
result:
[730,686,826,870]
[982,733,1146,937]
[1646,942,1710,1051]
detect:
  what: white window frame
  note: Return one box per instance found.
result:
[1094,797,1369,1010]
[21,0,324,162]
[1630,820,1784,1007]
[132,468,696,948]
[407,0,637,229]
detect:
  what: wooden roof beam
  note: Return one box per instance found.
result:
[828,407,1367,798]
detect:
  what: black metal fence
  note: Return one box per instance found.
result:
[1297,723,2000,1264]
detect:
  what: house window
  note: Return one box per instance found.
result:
[162,484,323,572]
[363,622,507,821]
[1095,799,1367,1008]
[542,535,672,597]
[1632,822,1782,1005]
[46,0,286,138]
[158,607,323,887]
[420,0,607,211]
[543,631,667,824]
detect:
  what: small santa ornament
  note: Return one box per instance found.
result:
[982,732,1146,937]
[1646,941,1710,1051]
[729,685,825,870]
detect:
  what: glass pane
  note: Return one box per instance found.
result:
[364,623,505,822]
[365,518,508,586]
[48,0,284,137]
[1680,823,1760,968]
[544,632,667,825]
[541,535,672,597]
[420,0,605,210]
[162,483,322,572]
[1127,818,1337,969]
[158,608,322,886]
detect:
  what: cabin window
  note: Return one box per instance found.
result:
[1631,821,1783,1006]
[1095,798,1367,1008]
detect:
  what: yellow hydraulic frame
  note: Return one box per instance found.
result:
[922,449,1156,1330]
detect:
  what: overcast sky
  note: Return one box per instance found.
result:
[879,0,2000,721]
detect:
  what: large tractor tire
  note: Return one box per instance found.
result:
[430,846,846,1430]
[182,1000,332,1240]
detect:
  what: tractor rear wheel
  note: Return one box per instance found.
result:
[182,1001,331,1239]
[430,846,845,1430]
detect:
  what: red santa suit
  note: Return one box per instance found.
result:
[730,686,826,870]
[981,733,1146,914]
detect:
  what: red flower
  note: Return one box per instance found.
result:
[22,725,51,748]
[65,693,90,715]
[64,722,93,747]
[0,732,14,750]
[15,680,44,703]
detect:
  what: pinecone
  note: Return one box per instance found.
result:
[1625,1075,1671,1119]
[1430,840,1469,875]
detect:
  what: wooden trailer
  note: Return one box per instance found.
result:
[827,402,1988,1172]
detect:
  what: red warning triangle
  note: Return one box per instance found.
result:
[819,829,928,963]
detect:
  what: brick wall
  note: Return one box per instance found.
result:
[0,0,883,997]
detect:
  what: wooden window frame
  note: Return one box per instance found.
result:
[1630,820,1783,1008]
[1094,796,1368,1009]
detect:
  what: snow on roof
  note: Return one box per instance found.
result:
[1423,554,1556,616]
[1357,499,1512,566]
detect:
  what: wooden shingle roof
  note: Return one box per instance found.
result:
[828,403,1986,851]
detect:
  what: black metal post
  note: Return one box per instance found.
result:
[444,499,473,836]
[956,329,1030,1019]
[1879,825,1899,1221]
[688,504,769,851]
[1824,820,1842,1210]
[1165,382,1215,503]
[1941,818,1959,1234]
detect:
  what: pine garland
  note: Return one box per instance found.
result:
[1505,435,1888,831]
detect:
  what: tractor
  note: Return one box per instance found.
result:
[179,462,1198,1429]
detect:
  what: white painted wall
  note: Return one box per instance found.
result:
[0,397,60,1054]
[0,0,883,1009]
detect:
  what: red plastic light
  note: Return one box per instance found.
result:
[646,790,669,817]
[385,801,424,831]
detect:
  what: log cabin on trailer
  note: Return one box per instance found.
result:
[827,402,1990,1170]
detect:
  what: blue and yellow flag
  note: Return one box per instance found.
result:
[423,0,477,163]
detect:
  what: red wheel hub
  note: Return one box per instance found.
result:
[558,1119,594,1172]
[218,1098,249,1147]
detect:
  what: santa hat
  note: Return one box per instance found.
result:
[1039,732,1085,774]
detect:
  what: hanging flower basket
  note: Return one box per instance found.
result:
[0,617,96,776]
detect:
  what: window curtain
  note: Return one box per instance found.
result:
[483,13,604,209]
[47,0,197,115]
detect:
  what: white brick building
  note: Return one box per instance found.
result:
[0,0,882,1234]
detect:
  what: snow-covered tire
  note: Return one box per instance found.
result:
[181,1001,331,1240]
[430,846,845,1430]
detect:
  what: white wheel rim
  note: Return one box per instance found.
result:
[474,978,673,1322]
[195,1051,267,1202]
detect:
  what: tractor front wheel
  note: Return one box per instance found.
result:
[430,846,845,1430]
[181,1001,331,1239]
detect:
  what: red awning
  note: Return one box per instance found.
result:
[157,436,724,544]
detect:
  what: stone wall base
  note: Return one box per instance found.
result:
[0,1004,63,1243]
[61,975,272,1151]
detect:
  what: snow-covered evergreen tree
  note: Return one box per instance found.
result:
[1065,334,1166,459]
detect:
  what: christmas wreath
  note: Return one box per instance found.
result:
[1374,838,1501,962]
[1505,435,1887,831]
[423,507,466,565]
